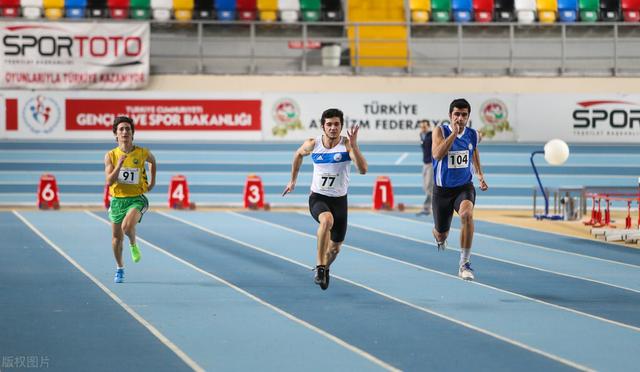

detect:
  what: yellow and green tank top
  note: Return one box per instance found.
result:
[108,146,149,198]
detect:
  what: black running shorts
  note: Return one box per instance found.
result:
[309,192,348,243]
[432,182,476,233]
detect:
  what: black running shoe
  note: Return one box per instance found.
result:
[314,265,329,290]
[321,268,330,290]
[314,265,325,285]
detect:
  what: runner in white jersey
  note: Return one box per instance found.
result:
[432,99,488,281]
[283,108,368,290]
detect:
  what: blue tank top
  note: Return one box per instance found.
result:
[433,125,478,188]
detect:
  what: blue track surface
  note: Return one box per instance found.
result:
[6,210,640,371]
[1,141,640,208]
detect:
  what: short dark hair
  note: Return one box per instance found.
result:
[112,116,135,134]
[449,98,471,115]
[320,108,344,128]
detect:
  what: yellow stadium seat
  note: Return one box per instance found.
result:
[258,0,278,21]
[44,7,63,19]
[43,0,63,7]
[537,0,557,22]
[410,0,431,22]
[173,0,193,9]
[174,9,193,20]
[348,0,408,68]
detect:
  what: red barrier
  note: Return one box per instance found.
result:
[104,184,111,209]
[244,174,265,209]
[373,176,394,210]
[37,174,60,210]
[168,175,195,209]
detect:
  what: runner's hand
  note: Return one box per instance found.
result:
[282,181,295,196]
[347,125,360,146]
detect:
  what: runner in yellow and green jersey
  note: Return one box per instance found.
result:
[104,116,156,283]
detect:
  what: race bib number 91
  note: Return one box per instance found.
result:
[447,150,469,169]
[118,167,140,185]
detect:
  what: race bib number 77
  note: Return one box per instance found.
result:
[447,150,469,169]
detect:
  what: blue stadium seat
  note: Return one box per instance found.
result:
[65,0,87,17]
[453,0,473,20]
[557,0,578,20]
[215,0,235,19]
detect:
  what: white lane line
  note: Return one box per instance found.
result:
[165,210,594,372]
[263,211,640,333]
[394,153,409,165]
[88,211,398,372]
[13,211,205,372]
[379,213,640,269]
[347,221,640,294]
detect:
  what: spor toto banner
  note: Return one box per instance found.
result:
[0,22,149,89]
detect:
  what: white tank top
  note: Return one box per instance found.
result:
[310,135,351,197]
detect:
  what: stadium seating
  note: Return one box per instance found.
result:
[348,0,407,68]
[257,0,277,21]
[86,0,106,16]
[515,0,536,22]
[579,0,599,21]
[151,0,171,20]
[452,0,473,21]
[130,0,150,18]
[557,0,578,21]
[322,0,341,20]
[410,0,431,23]
[537,0,557,22]
[0,0,20,16]
[215,0,235,19]
[278,0,299,22]
[431,0,451,21]
[107,0,128,18]
[237,0,257,20]
[173,0,194,21]
[21,0,42,18]
[622,0,640,20]
[495,0,516,20]
[300,0,320,21]
[66,0,87,17]
[600,0,620,20]
[474,0,494,21]
[43,0,64,18]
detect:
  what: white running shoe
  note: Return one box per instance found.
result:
[459,262,475,281]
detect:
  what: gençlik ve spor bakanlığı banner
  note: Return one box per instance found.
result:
[0,22,149,89]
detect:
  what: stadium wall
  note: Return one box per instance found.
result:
[2,75,640,143]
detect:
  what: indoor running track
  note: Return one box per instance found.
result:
[2,210,640,372]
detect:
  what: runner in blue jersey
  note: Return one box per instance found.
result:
[283,108,368,290]
[432,99,488,281]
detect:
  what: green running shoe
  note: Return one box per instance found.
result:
[130,243,141,263]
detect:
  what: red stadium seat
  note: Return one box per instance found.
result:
[0,0,20,16]
[108,0,129,17]
[238,0,257,20]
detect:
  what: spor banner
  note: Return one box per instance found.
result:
[0,22,149,89]
[517,94,640,143]
[262,94,517,142]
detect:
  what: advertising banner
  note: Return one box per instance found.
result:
[517,94,640,143]
[2,91,263,140]
[262,94,517,142]
[0,22,149,89]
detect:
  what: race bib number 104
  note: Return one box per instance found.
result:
[447,150,469,169]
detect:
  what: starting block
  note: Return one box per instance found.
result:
[373,176,395,210]
[168,175,196,209]
[37,174,60,209]
[244,174,266,209]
